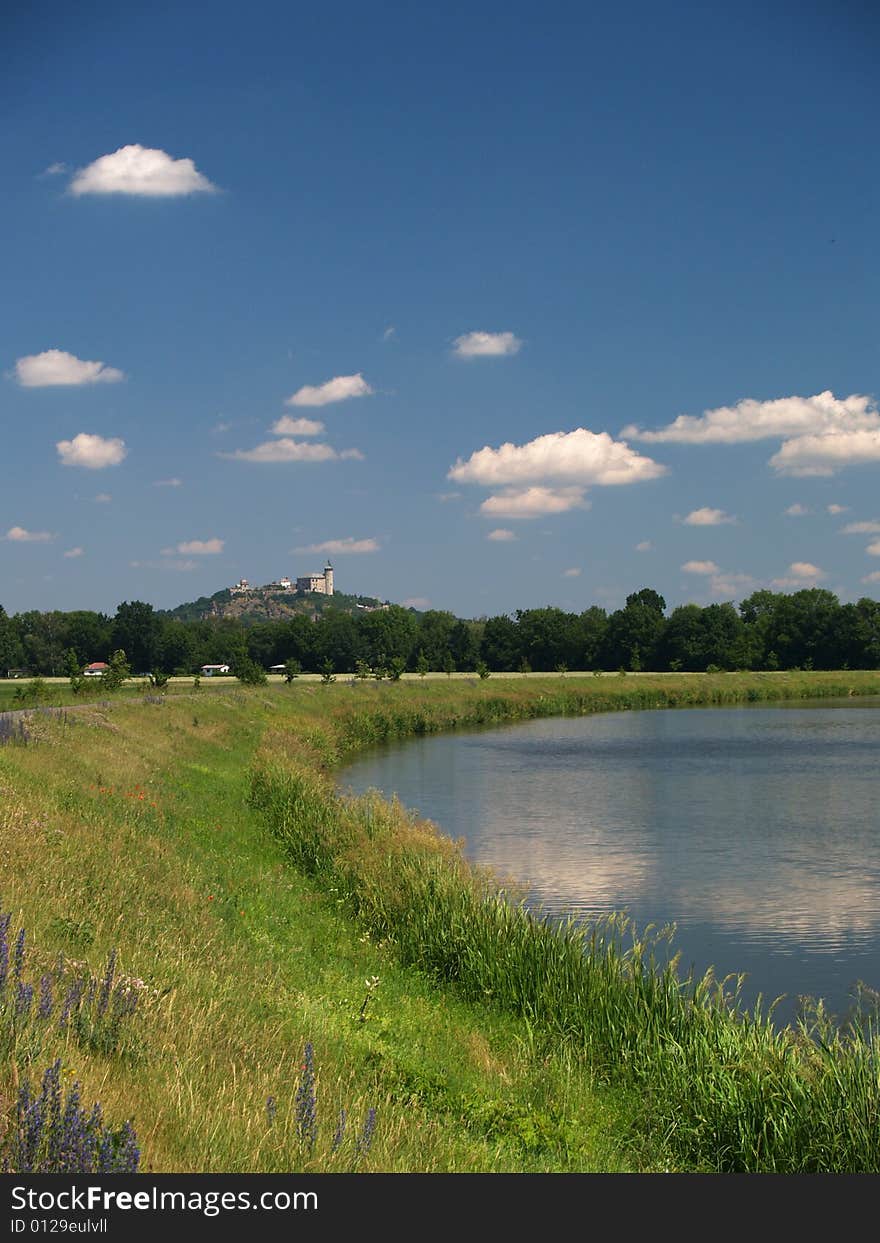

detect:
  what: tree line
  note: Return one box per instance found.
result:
[2,588,880,678]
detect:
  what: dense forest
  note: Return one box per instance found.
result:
[2,587,880,677]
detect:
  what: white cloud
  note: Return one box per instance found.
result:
[94,493,112,503]
[56,433,127,469]
[623,391,879,445]
[682,507,736,526]
[562,567,582,577]
[785,503,809,516]
[42,162,67,176]
[383,326,396,342]
[771,562,826,588]
[271,415,325,437]
[13,349,125,387]
[861,571,880,584]
[293,537,379,555]
[708,572,758,599]
[435,491,462,503]
[480,486,590,519]
[154,477,182,488]
[131,558,198,572]
[681,560,720,574]
[69,145,217,197]
[286,373,373,408]
[827,504,849,514]
[4,526,53,543]
[770,429,880,476]
[487,528,517,541]
[635,540,653,552]
[220,439,359,463]
[449,428,665,488]
[63,546,84,558]
[452,331,522,358]
[841,520,880,534]
[173,538,224,555]
[868,541,880,557]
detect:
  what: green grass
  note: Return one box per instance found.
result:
[2,671,879,1172]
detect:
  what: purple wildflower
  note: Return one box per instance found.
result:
[38,974,53,1019]
[356,1108,377,1156]
[294,1043,318,1149]
[15,981,33,1019]
[332,1108,347,1152]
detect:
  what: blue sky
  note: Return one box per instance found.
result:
[2,0,879,618]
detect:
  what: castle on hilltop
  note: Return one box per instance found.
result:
[229,561,334,597]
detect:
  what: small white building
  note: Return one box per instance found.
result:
[229,579,251,595]
[200,664,230,676]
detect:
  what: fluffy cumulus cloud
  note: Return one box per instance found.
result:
[624,390,880,478]
[271,415,325,437]
[785,503,809,516]
[681,560,720,574]
[623,391,879,445]
[449,428,665,492]
[841,520,880,534]
[480,486,590,519]
[4,526,53,543]
[293,537,379,555]
[562,567,582,577]
[63,546,84,558]
[69,145,217,197]
[56,433,127,469]
[868,541,880,557]
[862,571,880,584]
[769,429,880,476]
[285,374,373,408]
[771,562,826,588]
[169,539,224,556]
[635,540,653,552]
[220,439,362,463]
[452,331,522,358]
[487,528,517,541]
[827,504,849,515]
[682,507,736,526]
[14,349,124,387]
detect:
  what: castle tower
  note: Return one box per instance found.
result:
[324,561,334,596]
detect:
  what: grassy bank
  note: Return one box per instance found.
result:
[2,672,879,1172]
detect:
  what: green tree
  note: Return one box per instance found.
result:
[101,649,131,692]
[112,602,159,673]
[283,658,302,684]
[65,649,87,696]
[235,657,268,685]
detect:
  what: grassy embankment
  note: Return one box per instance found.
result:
[2,671,880,1173]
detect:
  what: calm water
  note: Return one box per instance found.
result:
[340,698,880,1026]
